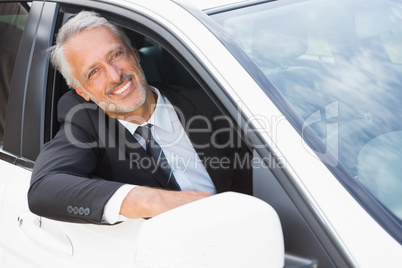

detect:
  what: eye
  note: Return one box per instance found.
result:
[111,50,124,60]
[88,68,98,79]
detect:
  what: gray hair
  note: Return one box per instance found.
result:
[48,11,132,88]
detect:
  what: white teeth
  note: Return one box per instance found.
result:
[113,80,131,95]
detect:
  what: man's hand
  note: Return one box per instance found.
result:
[120,186,212,219]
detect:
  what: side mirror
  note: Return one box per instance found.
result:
[134,192,284,267]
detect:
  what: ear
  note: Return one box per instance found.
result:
[73,86,91,101]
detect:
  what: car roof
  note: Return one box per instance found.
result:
[175,0,253,11]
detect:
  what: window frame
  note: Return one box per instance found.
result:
[2,1,57,167]
[0,1,38,168]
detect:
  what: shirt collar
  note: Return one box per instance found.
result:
[118,86,174,135]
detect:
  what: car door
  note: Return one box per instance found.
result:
[0,1,145,267]
[0,1,39,266]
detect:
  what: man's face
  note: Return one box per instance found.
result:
[64,26,148,118]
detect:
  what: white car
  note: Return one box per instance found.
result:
[0,0,401,267]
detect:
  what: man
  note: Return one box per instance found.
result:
[28,11,252,224]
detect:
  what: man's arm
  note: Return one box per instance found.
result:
[29,123,211,223]
[28,120,124,223]
[104,185,211,223]
[120,187,211,219]
[29,125,211,223]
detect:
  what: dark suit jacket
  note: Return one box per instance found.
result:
[28,86,252,223]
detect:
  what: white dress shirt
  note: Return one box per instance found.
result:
[102,86,216,224]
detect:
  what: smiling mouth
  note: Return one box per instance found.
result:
[110,78,132,95]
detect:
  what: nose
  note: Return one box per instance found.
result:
[106,62,122,83]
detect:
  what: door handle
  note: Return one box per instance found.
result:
[18,212,73,255]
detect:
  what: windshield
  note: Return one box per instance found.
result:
[212,0,402,224]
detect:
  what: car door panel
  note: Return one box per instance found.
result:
[0,166,45,268]
[0,160,143,267]
[3,1,43,157]
[0,159,13,214]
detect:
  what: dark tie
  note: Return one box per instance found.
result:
[135,124,180,190]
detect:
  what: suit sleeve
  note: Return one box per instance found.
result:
[28,92,124,224]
